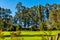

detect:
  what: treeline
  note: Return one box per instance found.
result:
[0,2,60,31]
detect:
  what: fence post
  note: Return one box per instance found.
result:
[55,33,60,40]
[49,36,52,40]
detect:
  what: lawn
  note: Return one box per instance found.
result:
[0,30,60,40]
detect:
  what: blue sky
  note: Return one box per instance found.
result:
[0,0,60,16]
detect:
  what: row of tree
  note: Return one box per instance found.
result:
[0,2,60,31]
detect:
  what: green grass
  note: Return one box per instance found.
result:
[2,30,60,35]
[0,30,60,40]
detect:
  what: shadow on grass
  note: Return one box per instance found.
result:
[3,34,54,37]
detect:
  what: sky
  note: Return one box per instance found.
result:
[0,0,60,16]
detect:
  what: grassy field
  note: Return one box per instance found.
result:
[0,30,60,40]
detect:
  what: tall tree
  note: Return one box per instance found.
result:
[45,3,50,19]
[52,3,57,9]
[37,4,44,30]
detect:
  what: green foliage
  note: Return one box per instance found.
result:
[40,23,43,30]
[0,2,60,31]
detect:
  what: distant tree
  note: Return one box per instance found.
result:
[9,15,13,31]
[52,3,57,9]
[0,18,4,30]
[4,9,11,31]
[58,4,60,9]
[15,2,26,29]
[38,4,42,22]
[15,2,22,24]
[37,4,43,30]
[0,7,12,31]
[45,3,50,19]
[43,20,48,30]
[31,6,39,29]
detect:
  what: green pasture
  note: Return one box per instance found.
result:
[0,30,60,40]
